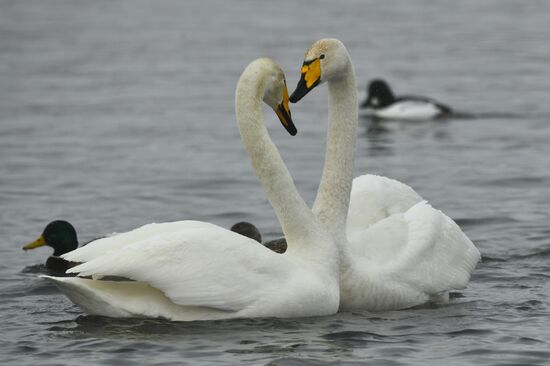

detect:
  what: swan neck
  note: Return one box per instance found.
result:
[235,70,328,249]
[313,63,358,244]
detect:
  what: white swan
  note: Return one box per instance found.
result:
[289,39,480,311]
[41,58,340,321]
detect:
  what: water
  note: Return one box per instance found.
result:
[1,0,549,364]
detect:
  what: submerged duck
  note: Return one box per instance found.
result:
[230,221,287,253]
[361,79,452,120]
[25,220,273,274]
[229,222,262,243]
[23,220,81,274]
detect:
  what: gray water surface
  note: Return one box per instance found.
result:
[1,1,550,365]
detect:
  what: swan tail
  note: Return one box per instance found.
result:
[403,201,481,293]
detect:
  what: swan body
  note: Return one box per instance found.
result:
[43,58,340,321]
[290,39,479,311]
[361,79,452,120]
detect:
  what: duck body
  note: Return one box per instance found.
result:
[41,58,340,321]
[361,79,452,120]
[44,256,81,275]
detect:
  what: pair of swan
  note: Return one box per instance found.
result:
[42,39,479,320]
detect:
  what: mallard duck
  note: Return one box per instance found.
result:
[230,221,287,253]
[229,221,262,243]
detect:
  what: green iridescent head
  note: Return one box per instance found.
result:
[23,220,78,256]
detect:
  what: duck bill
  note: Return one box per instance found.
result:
[289,58,322,103]
[23,235,47,251]
[275,85,297,136]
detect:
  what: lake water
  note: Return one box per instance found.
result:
[1,0,549,365]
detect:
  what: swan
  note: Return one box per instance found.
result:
[361,79,452,120]
[289,39,480,311]
[41,58,340,321]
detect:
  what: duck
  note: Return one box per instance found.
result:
[290,38,480,311]
[23,220,81,274]
[230,222,287,254]
[24,220,271,274]
[361,79,452,120]
[40,58,340,321]
[229,222,262,243]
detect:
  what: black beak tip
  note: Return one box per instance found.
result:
[283,117,298,136]
[289,78,315,103]
[289,126,297,136]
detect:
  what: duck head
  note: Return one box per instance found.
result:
[362,79,395,108]
[23,220,78,257]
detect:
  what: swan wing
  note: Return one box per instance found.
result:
[67,221,294,312]
[62,221,206,263]
[347,174,422,233]
[350,201,480,294]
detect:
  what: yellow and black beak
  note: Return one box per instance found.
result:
[289,57,322,103]
[23,235,47,251]
[275,83,297,136]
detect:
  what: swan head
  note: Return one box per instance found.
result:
[23,220,78,256]
[289,38,351,103]
[262,60,296,136]
[239,58,297,136]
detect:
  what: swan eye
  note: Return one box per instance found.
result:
[320,54,325,60]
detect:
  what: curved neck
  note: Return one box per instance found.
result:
[235,72,326,250]
[312,63,358,244]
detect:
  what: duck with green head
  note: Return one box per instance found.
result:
[23,220,81,275]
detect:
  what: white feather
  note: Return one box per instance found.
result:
[364,100,442,120]
[303,39,480,311]
[46,222,334,320]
